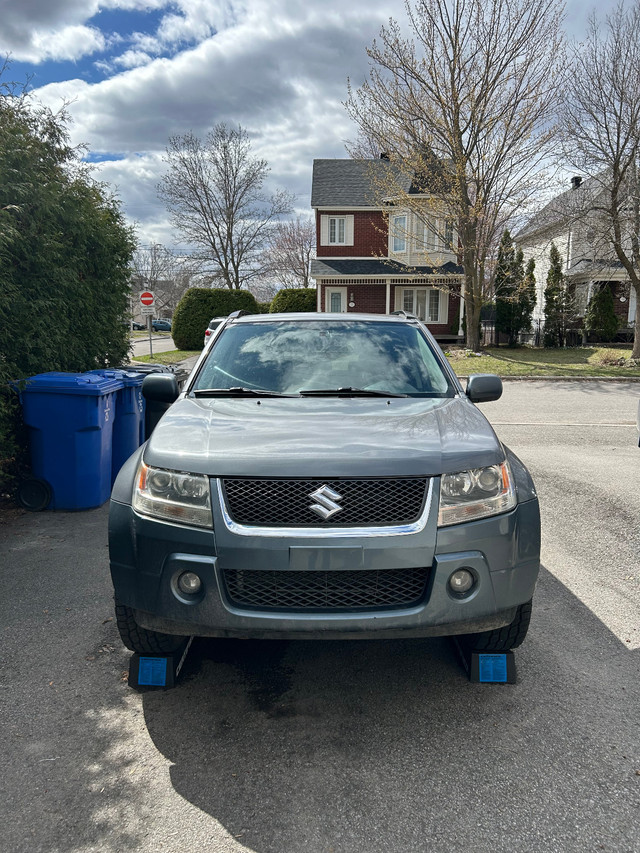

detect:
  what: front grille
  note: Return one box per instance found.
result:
[222,567,429,611]
[221,478,429,527]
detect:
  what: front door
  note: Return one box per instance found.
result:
[325,287,347,313]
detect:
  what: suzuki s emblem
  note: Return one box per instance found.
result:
[309,485,343,520]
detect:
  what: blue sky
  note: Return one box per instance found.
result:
[0,0,622,250]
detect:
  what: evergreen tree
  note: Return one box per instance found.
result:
[495,229,517,344]
[543,243,567,347]
[514,256,537,343]
[584,284,619,342]
[0,79,135,490]
[495,231,536,346]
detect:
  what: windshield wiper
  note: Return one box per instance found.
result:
[192,387,298,398]
[298,387,408,398]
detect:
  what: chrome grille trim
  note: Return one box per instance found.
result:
[216,478,433,538]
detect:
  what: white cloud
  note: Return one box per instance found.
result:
[29,1,391,246]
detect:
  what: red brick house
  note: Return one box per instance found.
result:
[310,158,464,341]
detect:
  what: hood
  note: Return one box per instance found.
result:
[143,395,503,478]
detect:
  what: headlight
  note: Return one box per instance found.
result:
[438,461,516,527]
[133,461,212,528]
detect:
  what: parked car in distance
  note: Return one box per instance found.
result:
[132,321,146,331]
[152,318,172,332]
[110,312,540,657]
[203,317,227,347]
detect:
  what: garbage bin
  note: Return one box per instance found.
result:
[87,369,145,484]
[115,364,189,438]
[20,372,122,510]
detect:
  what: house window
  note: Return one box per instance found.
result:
[320,215,354,246]
[428,289,441,321]
[398,287,447,323]
[329,217,346,244]
[393,215,407,252]
[423,219,437,251]
[444,220,455,249]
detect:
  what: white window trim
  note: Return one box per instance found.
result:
[392,214,408,253]
[320,215,354,247]
[396,286,449,324]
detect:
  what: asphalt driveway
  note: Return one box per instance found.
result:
[1,380,639,853]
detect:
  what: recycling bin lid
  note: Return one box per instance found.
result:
[86,368,144,387]
[23,372,123,395]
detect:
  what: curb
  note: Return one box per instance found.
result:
[457,375,640,383]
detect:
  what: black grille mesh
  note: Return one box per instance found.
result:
[222,567,429,611]
[222,478,428,526]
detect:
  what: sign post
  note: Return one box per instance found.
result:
[139,291,154,357]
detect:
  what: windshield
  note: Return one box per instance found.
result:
[193,320,454,397]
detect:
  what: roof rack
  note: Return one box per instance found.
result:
[227,310,253,319]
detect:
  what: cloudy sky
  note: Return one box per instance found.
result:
[0,0,622,251]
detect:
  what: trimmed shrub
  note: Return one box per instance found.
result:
[172,288,259,350]
[270,288,317,313]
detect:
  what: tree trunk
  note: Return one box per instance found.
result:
[465,290,481,351]
[632,282,640,359]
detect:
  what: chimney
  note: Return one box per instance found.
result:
[380,152,390,161]
[571,176,583,190]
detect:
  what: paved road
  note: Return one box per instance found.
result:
[1,381,639,853]
[130,333,177,358]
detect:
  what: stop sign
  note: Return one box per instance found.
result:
[140,290,154,306]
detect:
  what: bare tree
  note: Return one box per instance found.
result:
[261,216,316,289]
[562,2,640,358]
[157,124,294,289]
[346,0,564,350]
[131,243,201,316]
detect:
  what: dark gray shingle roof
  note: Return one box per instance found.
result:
[310,258,464,277]
[311,159,412,207]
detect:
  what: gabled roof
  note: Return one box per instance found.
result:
[311,159,411,207]
[516,175,602,242]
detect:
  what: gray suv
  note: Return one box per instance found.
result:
[109,312,540,654]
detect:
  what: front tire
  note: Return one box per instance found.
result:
[115,600,187,654]
[464,600,533,651]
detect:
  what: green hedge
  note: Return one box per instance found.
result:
[270,288,317,313]
[172,288,259,350]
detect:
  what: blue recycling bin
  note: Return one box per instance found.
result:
[21,372,123,510]
[87,369,145,483]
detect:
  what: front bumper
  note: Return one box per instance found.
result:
[109,478,540,640]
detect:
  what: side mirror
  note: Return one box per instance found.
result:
[466,373,503,403]
[142,373,179,403]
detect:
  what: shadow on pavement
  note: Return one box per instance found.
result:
[0,506,150,853]
[141,566,639,853]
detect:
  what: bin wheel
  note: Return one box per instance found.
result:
[115,599,187,654]
[16,477,52,511]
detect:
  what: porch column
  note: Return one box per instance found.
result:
[458,278,465,337]
[385,281,391,314]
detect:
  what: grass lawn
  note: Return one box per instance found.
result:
[444,346,640,378]
[132,350,199,365]
[130,345,640,378]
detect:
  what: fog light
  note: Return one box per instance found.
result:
[177,571,202,595]
[449,569,474,594]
